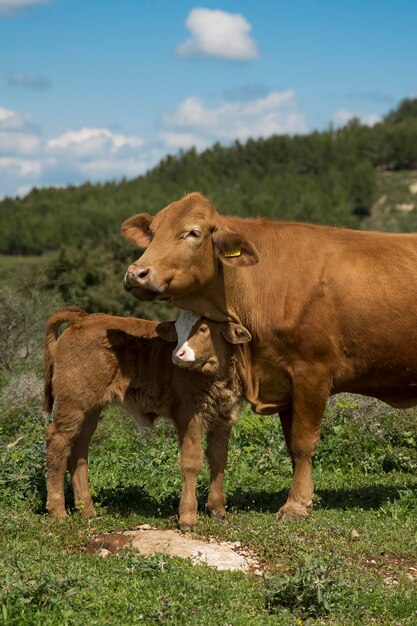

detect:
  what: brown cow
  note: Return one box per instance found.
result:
[123,192,417,521]
[44,306,249,527]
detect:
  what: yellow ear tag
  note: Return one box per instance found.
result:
[224,246,241,258]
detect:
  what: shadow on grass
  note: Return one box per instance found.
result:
[96,484,180,518]
[228,482,417,513]
[85,481,416,518]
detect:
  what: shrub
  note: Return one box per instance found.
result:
[265,555,347,617]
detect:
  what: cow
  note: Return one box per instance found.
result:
[44,306,249,527]
[122,192,417,521]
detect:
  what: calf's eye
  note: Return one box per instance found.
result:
[199,325,208,334]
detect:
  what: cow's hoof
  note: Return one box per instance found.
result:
[209,509,228,524]
[276,503,311,522]
[46,501,67,518]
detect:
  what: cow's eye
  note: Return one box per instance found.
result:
[199,324,208,334]
[186,229,201,239]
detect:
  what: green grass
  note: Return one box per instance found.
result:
[1,383,416,625]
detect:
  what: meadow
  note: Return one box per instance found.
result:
[1,367,416,624]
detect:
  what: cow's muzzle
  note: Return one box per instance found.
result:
[124,265,165,300]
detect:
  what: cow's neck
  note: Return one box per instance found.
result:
[172,260,260,328]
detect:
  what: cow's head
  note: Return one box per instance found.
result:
[122,193,259,304]
[157,310,251,376]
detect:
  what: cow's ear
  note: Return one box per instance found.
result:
[212,228,259,267]
[121,213,153,247]
[220,323,252,344]
[155,321,177,343]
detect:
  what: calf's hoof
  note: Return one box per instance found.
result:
[47,507,67,519]
[276,502,311,522]
[178,514,198,531]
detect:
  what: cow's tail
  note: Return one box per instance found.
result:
[44,306,87,414]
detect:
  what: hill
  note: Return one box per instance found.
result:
[1,97,417,319]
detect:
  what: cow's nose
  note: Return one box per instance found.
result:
[176,349,186,360]
[136,266,150,280]
[124,265,151,288]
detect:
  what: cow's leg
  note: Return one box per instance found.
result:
[206,424,232,521]
[277,377,328,522]
[176,415,204,529]
[67,408,101,517]
[279,408,293,455]
[46,409,83,518]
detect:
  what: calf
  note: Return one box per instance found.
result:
[44,307,250,527]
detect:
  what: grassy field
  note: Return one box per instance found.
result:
[1,376,416,625]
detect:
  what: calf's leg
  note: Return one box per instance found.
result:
[46,408,84,518]
[67,408,101,517]
[176,415,204,529]
[277,373,328,522]
[206,424,232,520]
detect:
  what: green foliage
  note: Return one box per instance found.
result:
[318,395,417,475]
[265,555,346,617]
[0,271,62,371]
[47,236,176,320]
[385,97,417,124]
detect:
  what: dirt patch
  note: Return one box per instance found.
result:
[84,531,131,555]
[363,555,417,583]
[81,525,265,574]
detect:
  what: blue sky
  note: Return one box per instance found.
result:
[0,0,416,197]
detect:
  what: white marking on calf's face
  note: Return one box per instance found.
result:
[174,310,200,364]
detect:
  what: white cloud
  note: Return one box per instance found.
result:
[0,131,40,156]
[0,106,151,197]
[331,109,382,128]
[0,156,42,177]
[176,8,259,61]
[0,0,51,17]
[0,106,32,131]
[0,93,308,197]
[48,127,143,159]
[159,130,208,151]
[0,106,41,158]
[160,91,307,149]
[45,127,148,183]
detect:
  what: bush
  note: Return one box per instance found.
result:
[265,555,347,617]
[0,270,62,373]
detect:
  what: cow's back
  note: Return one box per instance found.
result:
[221,220,417,409]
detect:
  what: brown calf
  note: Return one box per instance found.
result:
[44,307,248,527]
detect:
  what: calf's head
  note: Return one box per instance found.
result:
[122,193,259,303]
[157,311,251,376]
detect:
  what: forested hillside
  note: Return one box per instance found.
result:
[1,97,417,320]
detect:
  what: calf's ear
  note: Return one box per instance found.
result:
[212,228,259,267]
[155,321,177,343]
[220,323,252,344]
[121,213,153,247]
